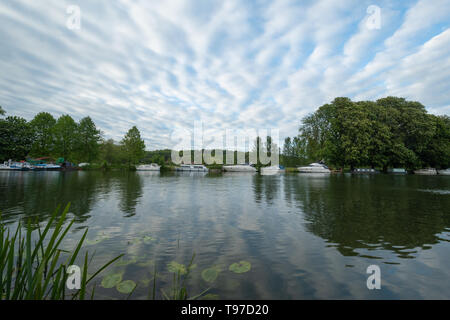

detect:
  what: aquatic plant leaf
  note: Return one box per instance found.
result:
[229,261,251,274]
[201,267,220,283]
[101,273,123,288]
[116,280,136,294]
[142,235,156,244]
[116,257,138,267]
[167,261,187,275]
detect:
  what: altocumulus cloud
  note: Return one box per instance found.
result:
[0,0,449,149]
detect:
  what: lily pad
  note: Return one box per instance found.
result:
[101,273,123,288]
[201,266,221,283]
[229,261,251,274]
[142,235,156,244]
[85,233,110,246]
[116,280,136,294]
[167,261,187,275]
[116,257,138,267]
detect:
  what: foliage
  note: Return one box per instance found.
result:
[120,126,146,168]
[291,97,450,170]
[0,204,122,300]
[76,117,102,162]
[53,115,78,161]
[0,116,34,161]
[29,112,56,157]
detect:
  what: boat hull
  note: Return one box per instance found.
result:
[414,169,437,175]
[223,165,256,172]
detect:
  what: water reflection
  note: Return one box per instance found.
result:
[283,174,450,259]
[117,172,143,217]
[0,171,449,299]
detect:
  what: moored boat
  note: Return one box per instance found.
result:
[32,163,62,171]
[176,164,208,172]
[261,165,284,175]
[438,168,450,175]
[223,164,257,172]
[297,163,331,174]
[136,163,161,171]
[352,168,380,174]
[414,168,437,175]
[387,168,407,174]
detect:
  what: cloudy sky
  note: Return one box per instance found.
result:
[0,0,449,150]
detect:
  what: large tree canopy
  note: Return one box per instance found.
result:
[30,112,56,157]
[0,116,34,161]
[289,97,449,170]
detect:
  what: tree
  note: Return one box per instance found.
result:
[76,116,101,162]
[121,126,146,167]
[0,116,34,161]
[53,115,78,161]
[0,105,5,116]
[30,112,56,157]
[421,115,450,169]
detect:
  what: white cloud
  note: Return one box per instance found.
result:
[0,0,449,150]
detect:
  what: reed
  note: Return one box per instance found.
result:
[0,204,122,300]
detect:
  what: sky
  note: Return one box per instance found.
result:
[0,0,449,150]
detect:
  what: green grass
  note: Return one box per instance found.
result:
[0,204,123,300]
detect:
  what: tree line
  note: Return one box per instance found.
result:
[0,107,146,167]
[282,97,450,170]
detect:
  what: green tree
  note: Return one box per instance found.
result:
[0,116,34,161]
[76,116,101,162]
[0,105,5,116]
[421,115,450,169]
[53,115,78,161]
[121,126,146,168]
[30,112,56,157]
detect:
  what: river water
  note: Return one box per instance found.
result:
[0,171,449,299]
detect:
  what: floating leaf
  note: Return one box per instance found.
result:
[116,257,138,267]
[201,266,221,283]
[84,233,110,246]
[167,261,187,275]
[229,261,251,274]
[116,280,136,294]
[142,235,156,244]
[101,273,123,288]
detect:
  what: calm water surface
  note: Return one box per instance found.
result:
[0,171,449,299]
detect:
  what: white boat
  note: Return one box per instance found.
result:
[223,164,257,172]
[176,164,208,172]
[261,165,284,175]
[414,168,437,175]
[32,163,61,171]
[136,163,161,171]
[0,161,33,171]
[78,163,90,168]
[297,163,331,173]
[353,168,380,174]
[388,168,407,174]
[437,169,450,175]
